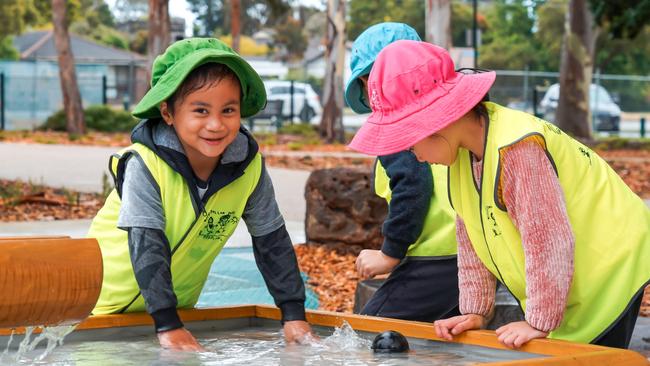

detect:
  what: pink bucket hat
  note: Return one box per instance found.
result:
[348,40,496,156]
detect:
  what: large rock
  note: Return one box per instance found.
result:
[305,167,387,249]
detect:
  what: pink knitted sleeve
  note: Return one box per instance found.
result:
[457,216,496,317]
[500,139,575,332]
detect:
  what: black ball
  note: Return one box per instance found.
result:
[371,330,410,353]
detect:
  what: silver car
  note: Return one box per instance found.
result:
[263,80,322,123]
[538,83,621,131]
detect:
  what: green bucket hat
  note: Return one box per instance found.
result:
[132,38,266,119]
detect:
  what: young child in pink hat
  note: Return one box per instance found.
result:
[349,40,650,349]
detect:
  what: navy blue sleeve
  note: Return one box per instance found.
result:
[251,225,306,323]
[378,151,433,259]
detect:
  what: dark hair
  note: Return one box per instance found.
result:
[472,93,490,123]
[166,63,240,115]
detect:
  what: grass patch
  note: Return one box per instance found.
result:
[591,137,650,151]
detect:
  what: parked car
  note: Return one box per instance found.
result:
[538,83,621,131]
[263,80,322,123]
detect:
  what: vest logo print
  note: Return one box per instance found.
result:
[578,146,593,166]
[485,205,502,237]
[543,120,562,135]
[199,210,239,241]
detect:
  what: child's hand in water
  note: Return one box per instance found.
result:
[434,314,487,340]
[283,320,318,344]
[355,250,400,279]
[157,327,205,351]
[495,321,548,348]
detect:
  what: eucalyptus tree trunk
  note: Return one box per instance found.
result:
[147,0,171,75]
[52,0,85,135]
[556,0,598,139]
[425,0,452,48]
[231,0,241,53]
[319,0,345,143]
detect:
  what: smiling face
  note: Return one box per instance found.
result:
[160,65,242,178]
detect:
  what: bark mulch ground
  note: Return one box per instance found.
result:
[294,243,362,313]
[0,180,104,222]
[294,242,650,317]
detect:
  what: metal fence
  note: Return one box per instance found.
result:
[1,64,648,135]
[0,61,148,131]
[490,70,650,112]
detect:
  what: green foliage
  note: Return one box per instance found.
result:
[589,0,650,39]
[451,2,475,47]
[479,0,540,69]
[129,30,148,55]
[273,18,308,61]
[0,0,48,37]
[42,105,138,132]
[70,22,129,50]
[189,0,290,37]
[592,137,650,151]
[533,1,566,71]
[278,123,318,136]
[0,36,19,60]
[347,0,424,40]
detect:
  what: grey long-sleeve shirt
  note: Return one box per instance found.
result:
[116,122,305,332]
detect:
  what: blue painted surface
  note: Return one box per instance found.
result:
[196,247,319,309]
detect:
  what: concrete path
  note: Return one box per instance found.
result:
[0,142,310,222]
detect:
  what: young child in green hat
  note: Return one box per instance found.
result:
[88,38,313,351]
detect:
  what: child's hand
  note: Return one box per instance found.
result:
[495,321,548,348]
[433,314,487,340]
[157,327,205,351]
[283,320,317,344]
[355,250,400,279]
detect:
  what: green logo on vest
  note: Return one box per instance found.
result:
[199,210,239,241]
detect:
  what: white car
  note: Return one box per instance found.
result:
[538,83,621,131]
[263,80,322,123]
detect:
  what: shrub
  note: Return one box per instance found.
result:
[278,123,318,137]
[42,105,138,132]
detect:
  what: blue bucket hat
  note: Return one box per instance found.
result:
[345,22,421,114]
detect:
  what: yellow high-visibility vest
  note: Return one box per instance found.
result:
[449,102,650,343]
[375,161,457,257]
[90,143,262,314]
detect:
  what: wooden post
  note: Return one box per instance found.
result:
[425,0,452,49]
[147,0,171,80]
[51,0,86,135]
[319,0,346,143]
[556,0,597,140]
[231,0,241,53]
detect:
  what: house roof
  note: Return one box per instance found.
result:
[13,31,146,65]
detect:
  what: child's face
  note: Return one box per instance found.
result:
[161,77,241,164]
[359,75,369,100]
[411,128,458,166]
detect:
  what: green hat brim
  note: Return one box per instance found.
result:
[344,63,373,114]
[132,48,266,119]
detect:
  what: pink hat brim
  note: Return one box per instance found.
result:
[349,71,496,156]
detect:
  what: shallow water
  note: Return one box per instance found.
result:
[0,322,542,365]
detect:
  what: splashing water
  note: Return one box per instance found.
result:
[0,324,77,364]
[318,321,372,351]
